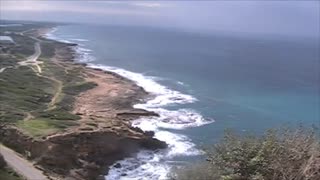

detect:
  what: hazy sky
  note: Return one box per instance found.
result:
[1,0,319,38]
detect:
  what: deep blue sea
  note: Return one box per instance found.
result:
[47,24,319,179]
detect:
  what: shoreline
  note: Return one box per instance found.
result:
[41,27,169,179]
[1,26,167,180]
[48,26,163,128]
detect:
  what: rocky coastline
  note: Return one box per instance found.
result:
[0,27,167,180]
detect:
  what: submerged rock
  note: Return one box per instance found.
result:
[114,163,121,168]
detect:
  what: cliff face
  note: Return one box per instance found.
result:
[0,127,49,159]
[42,130,166,180]
[0,126,166,180]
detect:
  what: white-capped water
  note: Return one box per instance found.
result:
[0,23,23,27]
[46,26,213,180]
[70,38,89,42]
[45,28,95,63]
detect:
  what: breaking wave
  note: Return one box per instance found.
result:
[88,64,213,180]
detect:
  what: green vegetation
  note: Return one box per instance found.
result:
[36,109,80,120]
[0,23,95,138]
[0,66,53,123]
[9,34,37,57]
[173,127,320,180]
[0,168,22,180]
[0,55,19,68]
[59,82,97,111]
[0,154,22,180]
[16,119,76,137]
[39,40,62,58]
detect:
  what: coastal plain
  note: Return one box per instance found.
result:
[0,21,166,180]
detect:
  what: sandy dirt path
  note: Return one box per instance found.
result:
[0,67,6,73]
[18,42,43,73]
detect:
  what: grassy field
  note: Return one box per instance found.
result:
[0,22,95,138]
[16,118,78,137]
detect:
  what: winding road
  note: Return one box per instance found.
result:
[0,144,48,180]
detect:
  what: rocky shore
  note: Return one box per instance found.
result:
[0,28,167,180]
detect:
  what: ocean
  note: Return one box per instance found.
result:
[47,24,319,180]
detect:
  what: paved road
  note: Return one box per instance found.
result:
[0,144,48,180]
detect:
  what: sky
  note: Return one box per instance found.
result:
[1,0,319,38]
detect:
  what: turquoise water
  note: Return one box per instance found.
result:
[49,24,319,179]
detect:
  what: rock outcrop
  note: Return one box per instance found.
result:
[0,125,166,180]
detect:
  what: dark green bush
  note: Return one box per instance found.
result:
[174,127,320,180]
[37,109,80,120]
[0,154,6,169]
[63,82,97,95]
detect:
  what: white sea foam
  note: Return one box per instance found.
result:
[46,27,213,180]
[70,38,89,42]
[107,150,170,180]
[177,81,185,86]
[74,47,95,63]
[132,109,212,130]
[106,130,201,180]
[87,64,197,107]
[106,130,202,180]
[0,24,23,27]
[45,28,95,63]
[77,47,92,52]
[45,28,60,41]
[88,64,213,180]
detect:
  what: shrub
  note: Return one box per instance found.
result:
[0,154,6,169]
[172,162,221,180]
[174,127,320,180]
